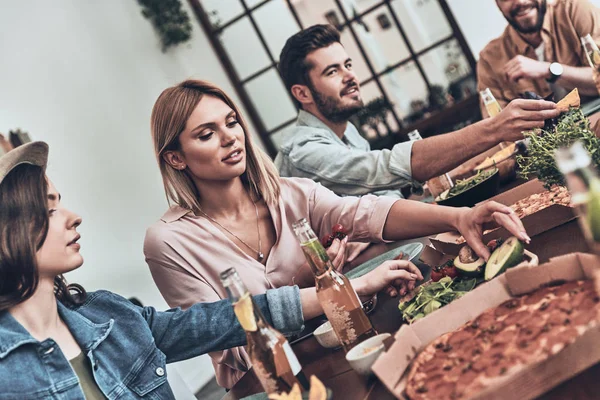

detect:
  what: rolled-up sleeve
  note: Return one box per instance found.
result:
[265,286,304,334]
[299,179,398,242]
[137,286,304,363]
[286,134,419,196]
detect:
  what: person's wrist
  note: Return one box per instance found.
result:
[543,62,552,79]
[352,276,368,297]
[452,207,470,232]
[477,116,502,143]
[547,62,563,82]
[484,116,505,144]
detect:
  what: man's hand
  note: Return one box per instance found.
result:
[505,55,550,82]
[488,99,560,142]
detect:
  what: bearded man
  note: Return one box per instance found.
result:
[275,24,558,199]
[477,0,600,117]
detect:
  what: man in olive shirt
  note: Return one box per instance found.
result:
[478,0,600,117]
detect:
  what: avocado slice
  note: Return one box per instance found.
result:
[484,236,524,281]
[454,245,485,277]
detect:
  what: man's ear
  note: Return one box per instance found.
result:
[163,150,187,171]
[291,84,313,107]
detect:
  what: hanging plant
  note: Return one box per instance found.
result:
[138,0,193,52]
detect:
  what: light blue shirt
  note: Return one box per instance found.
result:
[275,110,421,199]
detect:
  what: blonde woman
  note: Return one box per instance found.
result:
[144,80,529,388]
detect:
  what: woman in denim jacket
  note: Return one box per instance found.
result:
[0,142,416,399]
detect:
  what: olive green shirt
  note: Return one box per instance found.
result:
[69,352,107,400]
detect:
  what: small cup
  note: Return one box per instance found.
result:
[345,333,391,376]
[314,321,341,348]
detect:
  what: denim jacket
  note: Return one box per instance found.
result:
[0,286,303,399]
[275,110,422,199]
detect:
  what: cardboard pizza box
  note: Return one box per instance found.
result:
[429,179,584,262]
[372,252,600,400]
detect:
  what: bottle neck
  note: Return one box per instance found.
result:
[293,218,333,276]
[221,268,269,332]
[300,239,333,276]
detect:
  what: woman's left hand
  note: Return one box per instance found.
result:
[353,259,424,298]
[455,201,531,261]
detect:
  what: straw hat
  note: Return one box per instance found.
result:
[0,142,48,185]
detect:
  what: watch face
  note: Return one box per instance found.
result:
[550,62,563,76]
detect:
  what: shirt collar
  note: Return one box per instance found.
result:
[0,310,37,358]
[296,110,355,147]
[506,4,553,55]
[161,205,192,223]
[0,301,113,358]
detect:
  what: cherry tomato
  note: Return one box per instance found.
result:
[442,265,459,279]
[431,269,444,282]
[321,234,334,248]
[333,232,347,241]
[332,224,346,235]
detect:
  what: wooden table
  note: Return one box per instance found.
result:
[224,231,600,400]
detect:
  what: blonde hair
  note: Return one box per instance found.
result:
[150,80,280,212]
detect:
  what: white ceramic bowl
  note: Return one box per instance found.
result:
[345,333,391,376]
[313,321,341,348]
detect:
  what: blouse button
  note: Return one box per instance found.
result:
[155,367,165,377]
[44,347,55,355]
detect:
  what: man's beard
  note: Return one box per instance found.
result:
[506,0,547,34]
[310,84,364,123]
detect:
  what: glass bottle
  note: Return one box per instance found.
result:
[480,88,502,118]
[555,141,600,254]
[581,34,600,69]
[292,218,377,352]
[220,268,310,394]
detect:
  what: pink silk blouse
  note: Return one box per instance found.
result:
[143,177,397,388]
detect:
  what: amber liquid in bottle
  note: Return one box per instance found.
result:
[480,88,502,118]
[293,219,376,352]
[221,269,309,394]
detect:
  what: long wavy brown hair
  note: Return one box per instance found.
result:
[150,79,280,213]
[0,164,85,310]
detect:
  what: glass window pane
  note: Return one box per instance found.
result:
[292,1,371,81]
[201,0,244,29]
[245,68,297,130]
[293,0,343,27]
[419,39,472,91]
[339,30,372,82]
[351,6,410,73]
[253,0,300,61]
[391,0,452,52]
[340,0,385,15]
[353,81,398,138]
[218,17,271,80]
[245,0,265,8]
[380,62,428,123]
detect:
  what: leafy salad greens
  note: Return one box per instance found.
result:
[398,276,484,323]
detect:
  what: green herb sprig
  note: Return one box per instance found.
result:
[516,107,600,189]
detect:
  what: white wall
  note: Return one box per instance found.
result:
[449,0,600,59]
[0,0,254,393]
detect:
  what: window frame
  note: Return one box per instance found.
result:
[188,0,477,157]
